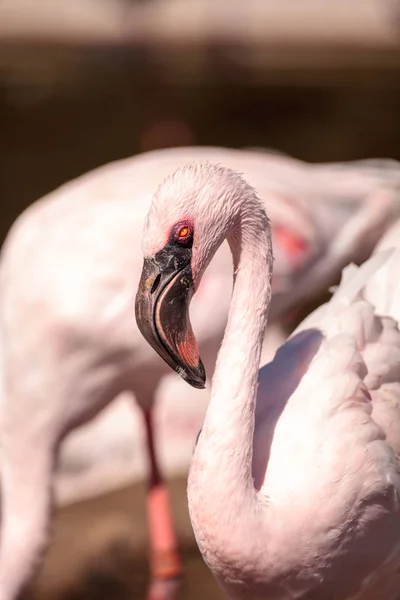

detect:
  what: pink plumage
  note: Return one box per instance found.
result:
[138,161,400,599]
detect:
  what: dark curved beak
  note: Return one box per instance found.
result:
[135,249,206,389]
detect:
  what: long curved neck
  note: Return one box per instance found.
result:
[188,199,272,548]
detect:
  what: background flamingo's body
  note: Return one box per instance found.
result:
[1,147,400,599]
[47,150,400,505]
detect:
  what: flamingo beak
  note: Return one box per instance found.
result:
[135,249,206,389]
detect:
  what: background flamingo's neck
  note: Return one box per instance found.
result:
[188,197,273,566]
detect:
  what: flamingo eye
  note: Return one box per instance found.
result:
[179,226,189,238]
[174,223,193,245]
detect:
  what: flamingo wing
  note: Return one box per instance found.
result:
[251,250,400,598]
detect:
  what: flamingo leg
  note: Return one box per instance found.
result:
[143,409,183,600]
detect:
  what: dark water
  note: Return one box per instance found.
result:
[25,478,225,600]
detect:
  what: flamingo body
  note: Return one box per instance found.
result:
[135,161,400,600]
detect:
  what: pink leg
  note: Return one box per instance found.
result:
[143,409,183,600]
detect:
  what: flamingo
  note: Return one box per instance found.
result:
[135,162,400,599]
[1,146,400,600]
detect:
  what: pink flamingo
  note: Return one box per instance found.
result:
[1,146,400,600]
[136,162,400,599]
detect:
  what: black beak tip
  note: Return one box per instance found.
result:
[188,378,206,390]
[181,360,206,389]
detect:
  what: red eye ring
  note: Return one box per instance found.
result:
[174,222,193,244]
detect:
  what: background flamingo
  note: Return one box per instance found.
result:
[54,149,400,509]
[136,161,400,599]
[1,146,400,600]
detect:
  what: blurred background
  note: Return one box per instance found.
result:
[2,0,400,598]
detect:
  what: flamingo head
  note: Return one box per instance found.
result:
[135,162,255,388]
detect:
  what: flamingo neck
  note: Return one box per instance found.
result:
[188,201,272,560]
